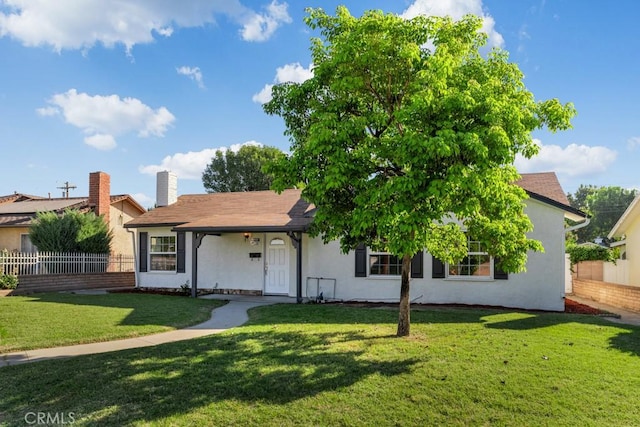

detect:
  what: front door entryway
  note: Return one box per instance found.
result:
[265,235,289,295]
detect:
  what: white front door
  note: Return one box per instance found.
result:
[265,236,289,294]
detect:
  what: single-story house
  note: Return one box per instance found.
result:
[0,171,146,256]
[125,171,585,311]
[608,192,640,285]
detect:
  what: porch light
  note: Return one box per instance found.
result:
[244,232,250,242]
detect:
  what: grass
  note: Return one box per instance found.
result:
[1,304,639,426]
[0,293,224,352]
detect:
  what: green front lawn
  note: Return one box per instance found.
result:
[0,293,224,352]
[1,304,639,426]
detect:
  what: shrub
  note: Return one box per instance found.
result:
[566,243,618,266]
[0,274,18,289]
[29,209,113,254]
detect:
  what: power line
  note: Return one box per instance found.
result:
[56,181,77,199]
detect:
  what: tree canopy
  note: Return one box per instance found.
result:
[29,209,113,253]
[264,7,575,336]
[567,185,637,243]
[202,144,285,193]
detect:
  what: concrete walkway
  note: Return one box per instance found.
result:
[0,296,293,368]
[3,293,637,368]
[568,295,640,327]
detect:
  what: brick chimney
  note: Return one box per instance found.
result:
[88,171,110,224]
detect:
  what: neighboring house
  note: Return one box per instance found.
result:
[125,171,585,311]
[0,172,146,256]
[608,193,640,285]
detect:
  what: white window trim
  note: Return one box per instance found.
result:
[368,250,403,278]
[149,234,177,273]
[445,237,494,281]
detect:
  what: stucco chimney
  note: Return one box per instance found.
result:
[88,171,110,224]
[156,171,177,207]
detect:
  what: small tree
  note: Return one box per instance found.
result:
[265,7,575,336]
[202,144,285,193]
[29,209,112,253]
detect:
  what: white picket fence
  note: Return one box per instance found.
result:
[0,252,135,276]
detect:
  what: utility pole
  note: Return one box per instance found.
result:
[57,181,77,199]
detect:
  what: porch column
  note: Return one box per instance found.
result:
[288,231,303,304]
[191,232,205,298]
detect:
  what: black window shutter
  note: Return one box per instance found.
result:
[432,255,445,279]
[139,232,148,273]
[355,244,367,277]
[176,231,186,273]
[411,251,424,278]
[494,259,508,280]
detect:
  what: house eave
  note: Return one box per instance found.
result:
[172,224,310,234]
[608,193,640,239]
[525,191,587,221]
[124,222,187,229]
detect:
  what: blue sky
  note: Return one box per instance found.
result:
[0,0,638,208]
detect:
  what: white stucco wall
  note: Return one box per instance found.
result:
[304,199,567,311]
[135,227,191,289]
[134,229,299,294]
[198,233,265,292]
[132,199,567,310]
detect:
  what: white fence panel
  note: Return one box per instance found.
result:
[565,254,572,293]
[603,260,630,286]
[0,252,135,276]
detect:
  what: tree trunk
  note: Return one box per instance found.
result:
[397,253,412,337]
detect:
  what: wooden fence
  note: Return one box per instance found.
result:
[0,252,134,276]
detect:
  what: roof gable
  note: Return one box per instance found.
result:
[608,193,640,238]
[515,172,570,205]
[516,172,585,220]
[0,193,45,204]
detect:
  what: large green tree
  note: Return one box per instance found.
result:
[568,185,636,243]
[29,209,113,253]
[265,7,575,336]
[202,144,285,193]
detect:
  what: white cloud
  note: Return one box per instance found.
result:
[401,0,504,48]
[38,89,175,150]
[84,134,117,150]
[35,106,59,117]
[177,66,205,89]
[253,62,313,104]
[138,141,263,180]
[131,192,154,208]
[252,84,275,104]
[0,0,288,52]
[627,136,640,151]
[515,139,617,177]
[240,0,291,42]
